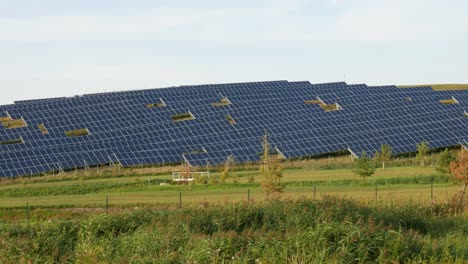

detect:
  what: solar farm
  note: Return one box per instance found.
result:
[1,81,468,262]
[0,81,466,178]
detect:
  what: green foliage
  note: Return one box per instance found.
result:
[225,114,236,125]
[232,173,238,184]
[319,103,339,111]
[65,128,89,137]
[374,143,392,170]
[220,168,228,184]
[416,140,430,166]
[262,159,286,199]
[211,98,231,106]
[259,131,269,173]
[435,148,456,175]
[1,118,27,129]
[0,138,24,145]
[0,180,167,198]
[399,84,468,90]
[248,174,255,184]
[353,151,376,181]
[288,173,450,187]
[439,99,457,105]
[209,175,217,185]
[171,112,194,121]
[146,102,165,108]
[260,131,286,199]
[37,123,49,134]
[0,198,467,263]
[220,155,234,184]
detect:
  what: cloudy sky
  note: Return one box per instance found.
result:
[0,0,467,105]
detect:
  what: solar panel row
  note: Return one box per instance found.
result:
[0,81,466,177]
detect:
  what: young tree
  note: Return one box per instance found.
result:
[449,149,468,214]
[353,151,375,181]
[262,158,286,200]
[261,131,286,199]
[220,169,228,184]
[260,131,269,173]
[248,174,255,184]
[221,155,234,184]
[374,144,392,171]
[182,157,191,185]
[435,148,456,177]
[232,173,238,184]
[416,140,430,167]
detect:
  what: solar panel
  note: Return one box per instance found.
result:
[0,81,466,177]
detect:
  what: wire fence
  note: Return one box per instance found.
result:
[20,178,460,216]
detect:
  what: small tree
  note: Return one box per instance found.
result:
[262,158,286,200]
[220,155,234,184]
[232,173,238,184]
[449,149,467,214]
[416,141,430,177]
[374,144,392,171]
[248,174,255,184]
[220,169,228,184]
[182,157,191,187]
[435,148,456,177]
[353,151,375,181]
[260,131,269,173]
[261,131,285,199]
[416,140,430,167]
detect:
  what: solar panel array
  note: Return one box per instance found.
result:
[0,81,467,177]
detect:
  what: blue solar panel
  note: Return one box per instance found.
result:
[0,81,466,177]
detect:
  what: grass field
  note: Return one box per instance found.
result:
[1,196,466,263]
[0,165,463,210]
[0,158,467,263]
[398,84,468,90]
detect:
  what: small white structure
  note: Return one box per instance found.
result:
[172,171,210,182]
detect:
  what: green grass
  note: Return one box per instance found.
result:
[0,161,466,262]
[1,118,27,129]
[0,138,24,145]
[0,166,462,209]
[0,198,466,263]
[0,183,459,209]
[398,84,468,90]
[37,123,49,134]
[65,128,90,137]
[171,112,194,121]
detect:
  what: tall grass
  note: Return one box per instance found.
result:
[0,197,466,263]
[0,172,451,199]
[0,152,446,187]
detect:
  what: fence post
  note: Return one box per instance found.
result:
[26,202,29,224]
[375,181,378,201]
[105,195,108,214]
[179,192,182,208]
[430,176,434,201]
[313,183,316,200]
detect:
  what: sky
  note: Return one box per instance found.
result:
[0,0,467,105]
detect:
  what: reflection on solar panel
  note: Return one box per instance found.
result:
[0,81,467,178]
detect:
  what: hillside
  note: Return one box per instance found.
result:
[399,84,468,90]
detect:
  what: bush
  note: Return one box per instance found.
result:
[0,198,466,263]
[65,128,89,137]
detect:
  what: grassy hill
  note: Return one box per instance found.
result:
[398,84,468,90]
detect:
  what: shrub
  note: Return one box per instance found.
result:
[65,128,90,137]
[171,112,194,122]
